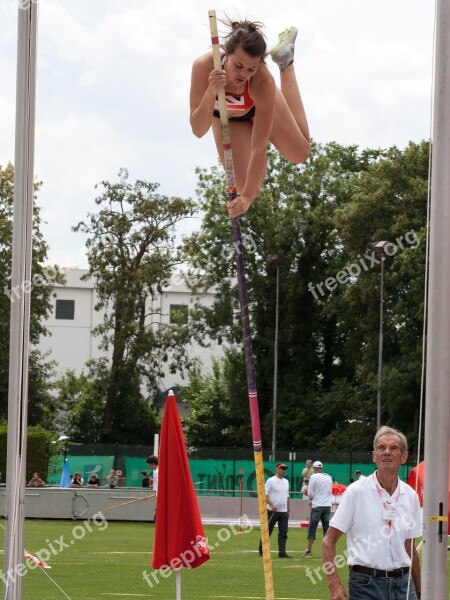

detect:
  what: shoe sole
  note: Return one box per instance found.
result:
[269,27,298,57]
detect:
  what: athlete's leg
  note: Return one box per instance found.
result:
[279,63,310,143]
[270,80,309,163]
[269,28,310,163]
[211,118,252,192]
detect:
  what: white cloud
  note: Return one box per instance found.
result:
[0,0,435,267]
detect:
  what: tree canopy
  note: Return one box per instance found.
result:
[0,163,62,428]
[182,141,428,452]
[73,169,198,443]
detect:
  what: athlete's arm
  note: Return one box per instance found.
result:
[190,53,226,138]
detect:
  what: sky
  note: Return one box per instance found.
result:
[0,0,435,268]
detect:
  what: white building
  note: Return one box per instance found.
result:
[38,268,224,394]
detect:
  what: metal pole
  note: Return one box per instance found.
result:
[271,264,279,460]
[376,258,384,429]
[4,3,38,599]
[422,0,450,595]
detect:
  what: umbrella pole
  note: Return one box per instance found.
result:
[208,10,274,600]
[175,569,181,600]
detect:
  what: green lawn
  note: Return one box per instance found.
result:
[0,519,446,599]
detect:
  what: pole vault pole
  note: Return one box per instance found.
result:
[208,11,274,599]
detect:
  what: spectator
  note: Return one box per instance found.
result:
[70,472,83,487]
[87,473,100,487]
[304,461,332,557]
[107,469,119,489]
[302,459,314,482]
[146,455,159,523]
[141,471,151,488]
[28,472,45,487]
[354,469,366,481]
[300,477,310,498]
[146,455,158,494]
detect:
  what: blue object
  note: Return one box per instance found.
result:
[60,458,71,488]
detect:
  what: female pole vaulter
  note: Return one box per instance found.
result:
[190,18,310,218]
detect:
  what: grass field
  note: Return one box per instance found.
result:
[0,519,448,599]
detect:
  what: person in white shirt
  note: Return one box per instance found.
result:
[322,426,422,600]
[146,455,159,523]
[304,460,332,557]
[146,455,159,494]
[258,463,291,558]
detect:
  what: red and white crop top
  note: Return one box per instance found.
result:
[214,55,255,118]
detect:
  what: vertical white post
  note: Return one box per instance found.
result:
[422,0,450,596]
[3,2,38,599]
[175,569,181,600]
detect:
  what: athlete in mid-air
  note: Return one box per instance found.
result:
[190,19,310,217]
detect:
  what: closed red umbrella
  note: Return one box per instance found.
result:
[152,391,210,571]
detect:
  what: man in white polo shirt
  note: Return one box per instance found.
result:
[258,463,291,558]
[322,426,422,599]
[304,460,332,557]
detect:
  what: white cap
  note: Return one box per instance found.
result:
[312,461,323,468]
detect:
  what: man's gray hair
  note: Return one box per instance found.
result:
[373,426,408,453]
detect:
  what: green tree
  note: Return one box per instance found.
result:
[74,169,197,443]
[182,141,427,451]
[54,366,106,442]
[0,163,63,428]
[330,141,429,446]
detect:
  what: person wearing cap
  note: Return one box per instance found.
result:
[258,463,291,558]
[304,460,332,557]
[322,426,422,599]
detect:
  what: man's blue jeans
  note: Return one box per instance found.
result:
[349,569,418,599]
[307,506,331,540]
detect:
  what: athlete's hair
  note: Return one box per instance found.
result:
[221,18,267,58]
[373,426,408,453]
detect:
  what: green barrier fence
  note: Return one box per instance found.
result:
[48,456,411,494]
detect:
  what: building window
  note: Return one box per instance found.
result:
[169,304,188,325]
[55,299,75,320]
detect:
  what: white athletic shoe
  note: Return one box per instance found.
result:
[269,26,298,71]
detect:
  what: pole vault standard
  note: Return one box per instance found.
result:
[421,0,450,595]
[4,3,38,600]
[208,11,274,600]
